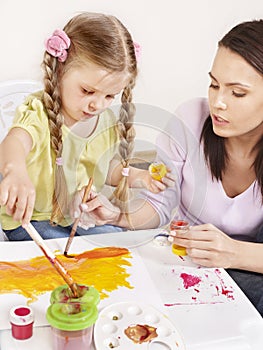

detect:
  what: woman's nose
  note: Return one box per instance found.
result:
[214,97,227,110]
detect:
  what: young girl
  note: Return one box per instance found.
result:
[0,12,172,240]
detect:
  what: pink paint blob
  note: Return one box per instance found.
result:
[214,269,234,300]
[180,273,201,289]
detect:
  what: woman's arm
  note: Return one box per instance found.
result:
[0,128,35,225]
[231,240,263,274]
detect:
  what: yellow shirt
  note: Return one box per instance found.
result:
[1,92,118,229]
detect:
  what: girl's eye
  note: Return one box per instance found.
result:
[209,83,219,89]
[106,95,115,100]
[82,88,94,95]
[232,91,246,97]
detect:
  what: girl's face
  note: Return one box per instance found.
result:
[208,46,263,139]
[60,61,130,127]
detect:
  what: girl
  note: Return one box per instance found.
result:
[0,12,172,240]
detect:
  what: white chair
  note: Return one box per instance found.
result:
[0,80,42,240]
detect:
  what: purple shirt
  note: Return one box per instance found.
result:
[143,98,263,240]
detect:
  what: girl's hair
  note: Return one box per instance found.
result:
[200,19,263,199]
[42,12,138,224]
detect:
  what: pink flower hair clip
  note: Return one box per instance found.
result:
[45,29,71,62]
[133,42,142,61]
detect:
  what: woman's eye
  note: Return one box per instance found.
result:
[106,95,115,100]
[209,83,219,89]
[232,91,246,97]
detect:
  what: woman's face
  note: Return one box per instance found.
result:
[208,46,263,139]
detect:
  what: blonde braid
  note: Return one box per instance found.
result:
[42,52,70,224]
[41,12,138,225]
[111,82,136,219]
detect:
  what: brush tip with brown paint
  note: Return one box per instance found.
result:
[63,252,75,258]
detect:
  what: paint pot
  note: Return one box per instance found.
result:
[170,220,189,256]
[9,305,34,340]
[153,232,171,246]
[46,284,99,350]
[49,284,100,306]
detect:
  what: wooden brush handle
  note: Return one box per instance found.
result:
[24,223,79,297]
[64,178,93,255]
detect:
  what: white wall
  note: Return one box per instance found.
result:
[0,0,262,117]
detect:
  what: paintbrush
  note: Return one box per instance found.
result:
[23,223,79,297]
[64,177,93,257]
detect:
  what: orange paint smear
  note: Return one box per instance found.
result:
[0,247,133,303]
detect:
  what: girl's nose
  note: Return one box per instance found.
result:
[88,97,105,112]
[88,101,97,112]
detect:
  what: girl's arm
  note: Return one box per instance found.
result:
[0,128,35,225]
[106,158,174,193]
[105,158,146,187]
[81,192,161,230]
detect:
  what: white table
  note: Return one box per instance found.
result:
[0,229,263,350]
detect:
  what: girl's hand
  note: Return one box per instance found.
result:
[80,192,121,226]
[171,223,240,268]
[0,170,35,225]
[69,187,95,229]
[70,189,120,229]
[132,168,176,194]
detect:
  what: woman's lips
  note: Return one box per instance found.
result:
[212,114,229,126]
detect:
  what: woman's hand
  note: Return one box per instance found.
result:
[0,170,35,225]
[171,223,240,268]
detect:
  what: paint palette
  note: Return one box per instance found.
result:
[93,302,185,350]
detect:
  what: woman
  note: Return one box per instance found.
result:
[82,19,263,315]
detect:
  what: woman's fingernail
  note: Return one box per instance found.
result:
[81,203,88,210]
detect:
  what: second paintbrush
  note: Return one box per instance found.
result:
[64,177,93,257]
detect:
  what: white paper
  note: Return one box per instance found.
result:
[0,236,164,330]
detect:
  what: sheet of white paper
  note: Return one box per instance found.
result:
[0,236,164,330]
[138,241,236,305]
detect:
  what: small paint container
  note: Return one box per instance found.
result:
[9,305,34,340]
[46,284,99,350]
[170,220,189,256]
[153,232,171,246]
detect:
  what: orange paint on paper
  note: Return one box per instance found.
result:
[0,247,133,302]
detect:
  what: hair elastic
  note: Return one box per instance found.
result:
[55,157,63,166]
[121,167,130,177]
[45,29,71,62]
[133,42,142,61]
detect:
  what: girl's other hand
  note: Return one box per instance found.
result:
[80,192,121,226]
[133,167,176,194]
[69,186,94,227]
